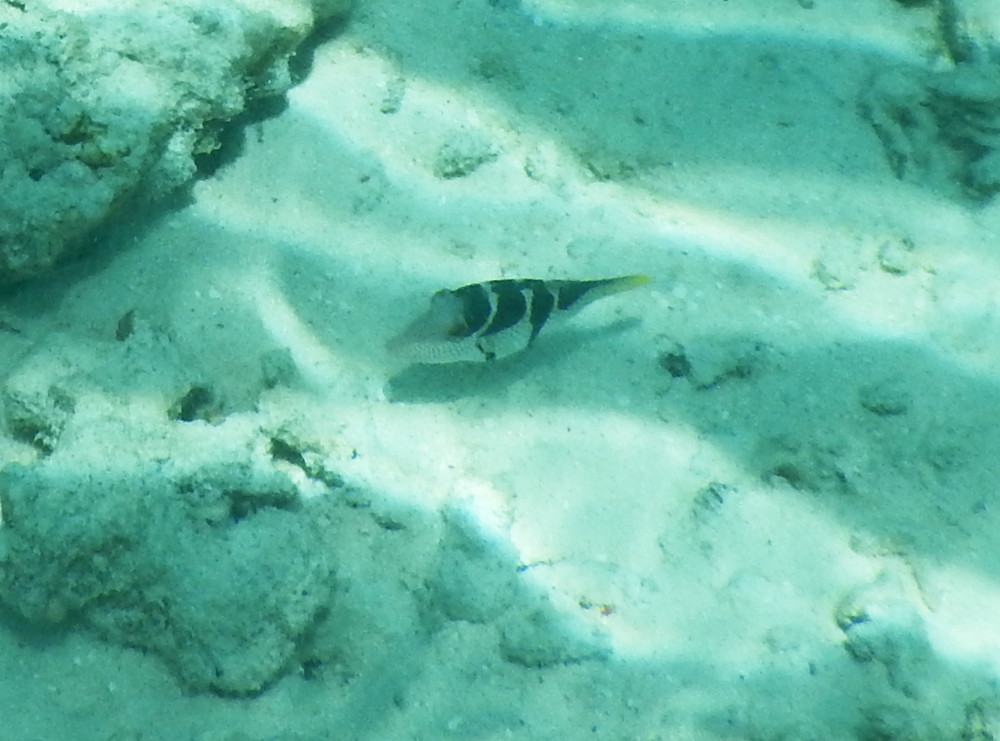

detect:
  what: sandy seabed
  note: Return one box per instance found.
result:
[3,0,1000,739]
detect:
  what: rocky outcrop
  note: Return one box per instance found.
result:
[0,0,350,285]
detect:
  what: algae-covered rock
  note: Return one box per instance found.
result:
[0,0,351,285]
[0,452,337,694]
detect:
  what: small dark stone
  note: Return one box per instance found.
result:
[115,308,135,341]
[858,381,911,417]
[658,349,692,378]
[168,385,215,422]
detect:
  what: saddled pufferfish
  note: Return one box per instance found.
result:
[387,274,650,364]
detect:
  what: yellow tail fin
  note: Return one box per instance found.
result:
[608,274,651,291]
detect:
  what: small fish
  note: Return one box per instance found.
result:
[387,274,650,364]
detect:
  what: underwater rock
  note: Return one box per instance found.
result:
[0,0,351,285]
[876,236,915,276]
[858,379,913,417]
[0,449,338,694]
[660,338,771,390]
[758,433,858,496]
[835,569,933,700]
[1,384,76,455]
[432,132,499,179]
[860,59,1000,203]
[499,606,611,669]
[963,696,1000,741]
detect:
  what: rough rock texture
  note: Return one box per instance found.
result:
[861,61,1000,203]
[0,0,351,285]
[0,443,338,694]
[860,1,1000,203]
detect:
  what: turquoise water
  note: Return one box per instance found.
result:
[2,1,1000,739]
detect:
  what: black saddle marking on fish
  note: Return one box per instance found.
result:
[451,283,492,337]
[483,280,529,336]
[526,280,555,341]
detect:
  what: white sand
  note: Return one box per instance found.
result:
[3,0,1000,738]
